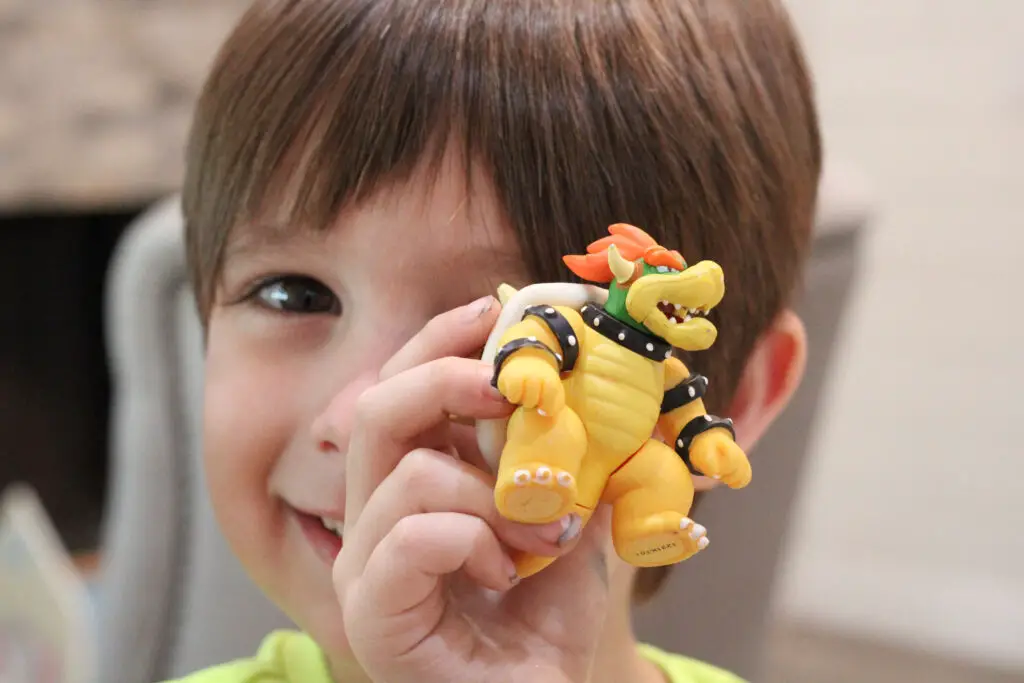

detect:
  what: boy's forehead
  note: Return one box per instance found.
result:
[224,140,531,274]
[224,184,528,282]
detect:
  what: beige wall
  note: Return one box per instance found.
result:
[775,0,1023,670]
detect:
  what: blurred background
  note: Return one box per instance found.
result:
[0,1,1020,682]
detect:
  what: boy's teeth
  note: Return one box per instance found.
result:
[320,516,344,537]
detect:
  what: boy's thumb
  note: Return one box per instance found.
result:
[510,506,613,646]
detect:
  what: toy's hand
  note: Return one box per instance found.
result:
[496,353,565,416]
[689,429,752,489]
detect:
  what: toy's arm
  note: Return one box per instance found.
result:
[491,306,583,414]
[657,356,752,489]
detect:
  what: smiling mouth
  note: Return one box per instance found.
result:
[293,507,345,563]
[320,515,344,537]
[656,300,709,324]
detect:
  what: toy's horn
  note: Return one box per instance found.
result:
[607,244,634,284]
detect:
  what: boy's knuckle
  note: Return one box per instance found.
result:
[352,387,382,428]
[425,355,464,388]
[389,515,421,551]
[395,448,444,488]
[419,314,444,340]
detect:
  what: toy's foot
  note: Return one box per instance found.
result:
[496,463,577,524]
[614,513,709,567]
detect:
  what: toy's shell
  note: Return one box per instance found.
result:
[476,282,608,471]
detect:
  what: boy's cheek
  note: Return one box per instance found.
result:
[201,344,295,518]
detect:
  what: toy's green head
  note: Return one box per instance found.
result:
[563,224,724,351]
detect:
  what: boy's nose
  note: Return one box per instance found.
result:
[311,370,379,454]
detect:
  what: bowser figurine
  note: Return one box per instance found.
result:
[476,223,751,578]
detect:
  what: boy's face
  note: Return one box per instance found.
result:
[202,159,528,651]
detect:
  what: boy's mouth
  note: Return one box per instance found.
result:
[292,506,345,564]
[320,516,345,537]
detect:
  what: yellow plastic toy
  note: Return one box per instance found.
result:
[476,224,752,578]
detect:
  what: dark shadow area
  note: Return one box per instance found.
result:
[0,206,145,553]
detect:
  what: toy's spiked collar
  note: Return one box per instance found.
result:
[580,304,673,362]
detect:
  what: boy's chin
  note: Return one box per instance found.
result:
[289,593,356,662]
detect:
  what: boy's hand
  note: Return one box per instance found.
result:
[323,297,610,683]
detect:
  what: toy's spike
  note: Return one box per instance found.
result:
[496,283,519,306]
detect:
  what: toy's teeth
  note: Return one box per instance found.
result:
[674,303,682,311]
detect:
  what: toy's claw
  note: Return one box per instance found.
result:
[496,355,565,416]
[679,518,709,548]
[689,430,752,489]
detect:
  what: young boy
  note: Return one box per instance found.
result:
[176,0,820,681]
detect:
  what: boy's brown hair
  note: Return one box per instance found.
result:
[183,0,821,599]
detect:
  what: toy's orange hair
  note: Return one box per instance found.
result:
[563,223,685,283]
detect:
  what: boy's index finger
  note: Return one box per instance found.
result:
[342,356,513,530]
[377,295,499,382]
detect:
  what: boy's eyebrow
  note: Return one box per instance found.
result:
[222,226,527,279]
[222,224,321,261]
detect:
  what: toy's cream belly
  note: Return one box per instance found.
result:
[564,326,663,462]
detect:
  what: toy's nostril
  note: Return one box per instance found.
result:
[318,440,338,453]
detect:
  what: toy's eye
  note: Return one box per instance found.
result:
[250,276,341,315]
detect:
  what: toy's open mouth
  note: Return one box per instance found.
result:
[657,300,709,325]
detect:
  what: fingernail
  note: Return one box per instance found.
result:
[533,515,571,544]
[467,295,495,319]
[503,553,520,588]
[557,513,583,546]
[535,514,582,546]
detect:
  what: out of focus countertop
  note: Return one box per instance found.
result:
[0,0,248,211]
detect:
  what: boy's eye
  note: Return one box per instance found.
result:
[251,276,341,315]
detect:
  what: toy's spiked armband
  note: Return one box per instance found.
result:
[660,373,709,413]
[672,415,737,475]
[521,305,580,371]
[490,337,562,388]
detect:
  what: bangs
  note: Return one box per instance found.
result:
[184,0,821,409]
[185,0,815,294]
[185,1,469,238]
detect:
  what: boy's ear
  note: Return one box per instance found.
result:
[727,308,807,452]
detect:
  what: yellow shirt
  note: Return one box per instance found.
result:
[169,630,745,683]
